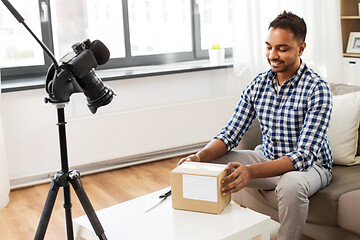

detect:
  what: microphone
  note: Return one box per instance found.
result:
[1,0,60,70]
[89,40,110,65]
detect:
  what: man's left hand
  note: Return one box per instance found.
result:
[221,162,253,195]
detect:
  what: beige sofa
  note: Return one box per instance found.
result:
[232,84,360,240]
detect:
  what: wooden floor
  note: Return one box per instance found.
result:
[0,157,180,240]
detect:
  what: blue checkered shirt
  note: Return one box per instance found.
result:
[215,62,333,172]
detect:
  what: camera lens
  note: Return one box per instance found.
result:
[76,70,115,114]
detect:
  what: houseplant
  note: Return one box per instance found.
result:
[208,43,225,66]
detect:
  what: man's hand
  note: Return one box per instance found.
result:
[177,139,227,165]
[221,162,253,195]
[221,156,295,195]
[177,154,201,165]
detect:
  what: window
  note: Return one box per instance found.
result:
[197,0,233,50]
[0,0,233,82]
[50,0,126,59]
[128,0,192,56]
[0,0,44,68]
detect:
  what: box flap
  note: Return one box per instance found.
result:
[171,162,227,176]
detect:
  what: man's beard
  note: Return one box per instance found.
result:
[268,59,286,72]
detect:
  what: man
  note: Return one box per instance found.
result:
[178,11,332,240]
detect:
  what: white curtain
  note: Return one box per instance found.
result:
[233,0,343,85]
[0,69,10,209]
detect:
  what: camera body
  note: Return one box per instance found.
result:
[46,39,114,114]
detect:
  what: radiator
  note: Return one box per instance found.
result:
[9,96,239,189]
[66,96,238,168]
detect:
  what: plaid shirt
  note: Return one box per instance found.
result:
[215,62,333,172]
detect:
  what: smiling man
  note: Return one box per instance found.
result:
[178,11,333,240]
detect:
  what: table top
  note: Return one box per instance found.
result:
[73,187,272,240]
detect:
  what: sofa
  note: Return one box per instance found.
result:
[231,83,360,240]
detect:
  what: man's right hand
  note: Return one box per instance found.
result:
[177,139,227,165]
[177,153,201,165]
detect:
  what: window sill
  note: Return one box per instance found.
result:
[1,59,233,93]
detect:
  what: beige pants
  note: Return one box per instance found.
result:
[211,145,332,240]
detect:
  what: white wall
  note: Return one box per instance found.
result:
[1,68,243,186]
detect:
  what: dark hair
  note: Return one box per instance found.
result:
[269,11,307,42]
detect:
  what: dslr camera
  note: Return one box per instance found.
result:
[46,39,115,114]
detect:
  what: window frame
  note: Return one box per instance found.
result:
[1,0,232,81]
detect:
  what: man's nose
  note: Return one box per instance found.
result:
[269,49,279,60]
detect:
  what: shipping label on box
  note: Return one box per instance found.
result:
[170,162,231,214]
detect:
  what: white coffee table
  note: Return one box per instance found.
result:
[73,187,272,240]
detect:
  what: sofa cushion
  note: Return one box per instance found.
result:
[358,127,360,156]
[330,83,360,157]
[338,190,360,235]
[307,165,360,225]
[327,92,360,165]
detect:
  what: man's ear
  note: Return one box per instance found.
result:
[298,42,306,56]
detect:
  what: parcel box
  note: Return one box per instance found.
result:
[170,162,231,214]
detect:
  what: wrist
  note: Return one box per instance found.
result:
[247,164,256,179]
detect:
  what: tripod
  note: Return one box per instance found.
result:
[34,103,107,240]
[0,1,112,239]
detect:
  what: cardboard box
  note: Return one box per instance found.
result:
[170,161,231,214]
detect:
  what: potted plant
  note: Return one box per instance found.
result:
[208,43,225,66]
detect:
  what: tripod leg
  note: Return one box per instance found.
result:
[63,184,74,240]
[34,178,60,240]
[69,171,107,240]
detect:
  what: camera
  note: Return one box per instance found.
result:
[46,39,115,114]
